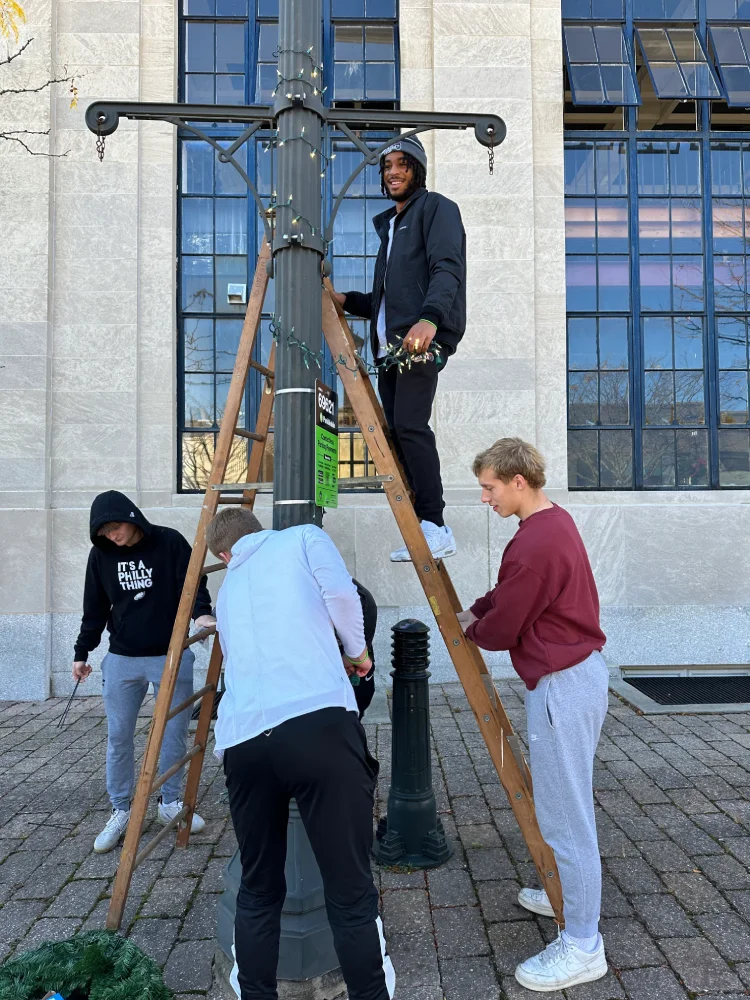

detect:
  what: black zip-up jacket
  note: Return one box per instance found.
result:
[343,187,466,360]
[73,491,213,661]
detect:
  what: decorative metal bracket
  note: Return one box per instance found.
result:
[85,100,506,259]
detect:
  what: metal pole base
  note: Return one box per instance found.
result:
[214,947,346,1000]
[373,814,452,869]
[216,806,341,990]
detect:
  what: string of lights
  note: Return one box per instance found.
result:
[274,70,327,100]
[274,46,325,81]
[265,194,325,241]
[263,127,335,179]
[269,316,444,379]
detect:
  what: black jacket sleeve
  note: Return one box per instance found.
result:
[175,534,213,620]
[355,579,378,656]
[343,290,373,320]
[419,195,465,330]
[73,550,111,661]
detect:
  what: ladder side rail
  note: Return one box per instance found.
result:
[179,316,277,844]
[176,637,226,846]
[105,243,271,931]
[321,289,564,925]
[242,340,277,508]
[436,561,534,791]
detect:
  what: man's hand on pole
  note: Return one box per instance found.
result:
[72,661,93,682]
[403,320,437,354]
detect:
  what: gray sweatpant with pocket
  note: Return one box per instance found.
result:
[525,650,609,939]
[102,650,195,812]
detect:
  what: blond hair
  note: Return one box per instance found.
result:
[206,507,263,557]
[472,438,546,490]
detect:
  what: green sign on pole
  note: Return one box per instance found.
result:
[315,379,338,509]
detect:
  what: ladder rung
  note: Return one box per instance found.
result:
[202,562,226,575]
[234,428,266,442]
[249,359,274,378]
[184,626,216,648]
[217,495,275,504]
[211,475,394,493]
[166,683,215,723]
[134,805,189,869]
[150,744,204,795]
[213,482,272,493]
[339,475,394,488]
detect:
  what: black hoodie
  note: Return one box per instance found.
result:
[73,491,213,661]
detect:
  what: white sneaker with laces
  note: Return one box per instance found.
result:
[515,933,607,992]
[157,797,206,833]
[390,521,457,562]
[518,886,556,918]
[94,808,131,853]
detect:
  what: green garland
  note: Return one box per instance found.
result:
[0,930,172,1000]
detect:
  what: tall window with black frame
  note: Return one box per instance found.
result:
[177,0,399,491]
[563,0,750,490]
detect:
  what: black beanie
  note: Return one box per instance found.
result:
[380,135,427,171]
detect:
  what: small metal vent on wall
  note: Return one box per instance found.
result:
[611,666,750,715]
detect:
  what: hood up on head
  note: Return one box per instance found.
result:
[89,491,152,549]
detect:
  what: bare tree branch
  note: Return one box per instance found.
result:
[0,34,80,154]
[0,35,30,65]
[0,69,77,98]
[0,127,69,156]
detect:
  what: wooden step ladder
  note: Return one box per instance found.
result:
[105,241,564,931]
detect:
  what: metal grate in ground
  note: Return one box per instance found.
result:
[624,674,750,706]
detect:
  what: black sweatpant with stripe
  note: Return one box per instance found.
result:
[224,707,393,1000]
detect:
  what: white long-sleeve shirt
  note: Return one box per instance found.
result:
[213,524,363,755]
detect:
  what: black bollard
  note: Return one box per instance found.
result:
[373,619,452,868]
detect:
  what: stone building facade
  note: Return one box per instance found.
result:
[1,0,747,701]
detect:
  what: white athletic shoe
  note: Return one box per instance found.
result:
[94,808,131,853]
[518,886,556,918]
[515,933,608,992]
[157,797,206,833]
[390,521,457,562]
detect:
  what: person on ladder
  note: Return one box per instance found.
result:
[205,507,395,1000]
[71,491,215,853]
[331,134,465,562]
[458,439,609,993]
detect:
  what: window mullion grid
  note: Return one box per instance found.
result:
[624,21,641,489]
[704,122,720,487]
[627,134,644,489]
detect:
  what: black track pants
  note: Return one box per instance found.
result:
[378,356,444,526]
[224,708,394,1000]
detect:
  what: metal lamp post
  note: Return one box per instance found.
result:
[85,0,504,987]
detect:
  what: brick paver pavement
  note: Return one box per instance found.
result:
[1,681,750,999]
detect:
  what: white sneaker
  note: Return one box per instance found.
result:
[390,521,457,562]
[515,933,607,992]
[518,886,556,918]
[94,808,131,853]
[157,797,206,833]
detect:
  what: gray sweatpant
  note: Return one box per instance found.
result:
[101,650,195,812]
[525,651,609,939]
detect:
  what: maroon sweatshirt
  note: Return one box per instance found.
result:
[465,505,606,690]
